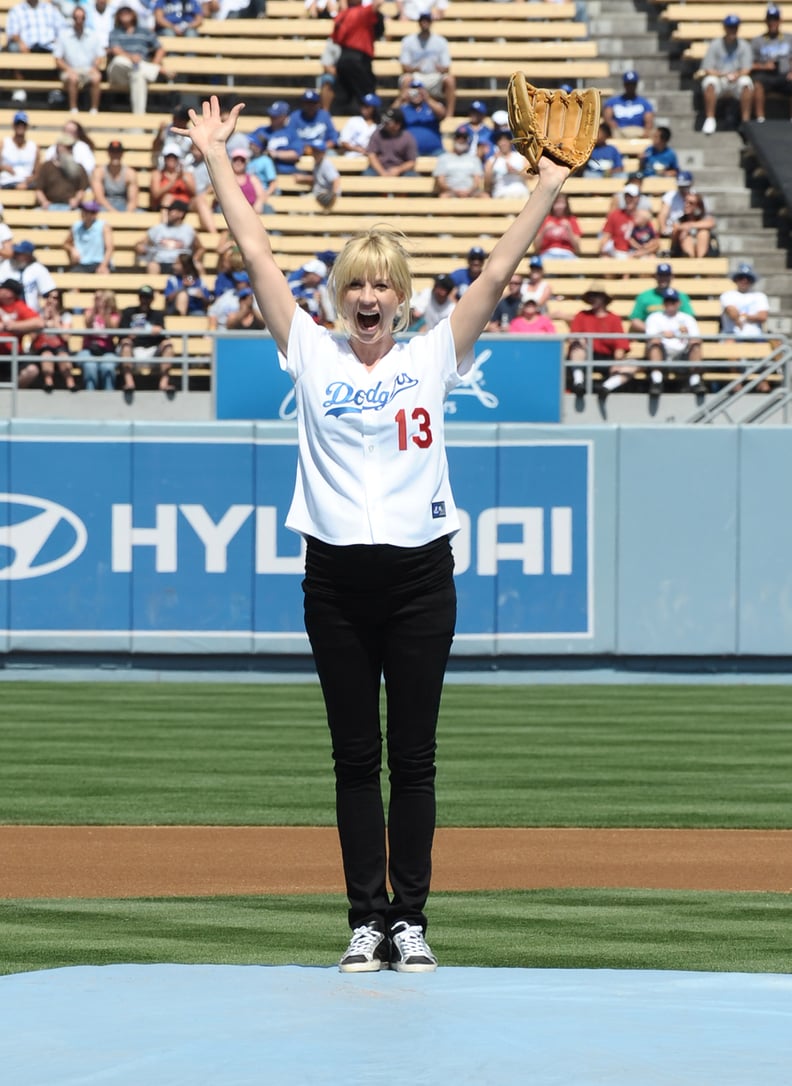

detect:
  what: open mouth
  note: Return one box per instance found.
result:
[357,312,380,331]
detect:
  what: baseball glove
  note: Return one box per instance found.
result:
[507,73,600,175]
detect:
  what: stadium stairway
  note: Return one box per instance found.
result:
[587,0,792,337]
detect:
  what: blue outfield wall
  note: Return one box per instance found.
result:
[1,420,791,657]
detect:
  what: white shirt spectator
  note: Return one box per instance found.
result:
[339,115,378,157]
[720,285,770,338]
[410,284,455,331]
[645,308,701,359]
[1,132,38,188]
[0,255,57,313]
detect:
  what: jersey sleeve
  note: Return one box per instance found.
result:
[280,304,334,381]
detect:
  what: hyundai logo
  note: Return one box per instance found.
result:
[0,494,87,580]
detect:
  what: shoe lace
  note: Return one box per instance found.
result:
[393,924,430,958]
[347,925,381,954]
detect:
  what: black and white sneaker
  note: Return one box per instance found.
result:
[338,925,390,973]
[390,921,438,973]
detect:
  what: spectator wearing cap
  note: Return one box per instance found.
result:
[226,285,267,330]
[409,272,456,331]
[34,133,90,211]
[227,143,270,213]
[52,6,104,115]
[330,0,385,113]
[399,11,456,118]
[288,89,339,153]
[487,272,526,332]
[296,138,341,209]
[251,102,302,175]
[106,6,171,115]
[751,6,792,122]
[484,129,529,199]
[364,108,418,179]
[657,171,706,240]
[339,94,382,156]
[396,77,445,155]
[43,119,96,177]
[523,255,556,315]
[118,284,175,394]
[0,240,57,313]
[599,185,645,258]
[64,200,114,273]
[1,112,39,191]
[535,193,581,260]
[720,263,769,339]
[644,288,703,395]
[628,262,695,333]
[153,0,203,37]
[208,269,251,330]
[92,140,140,213]
[639,125,679,177]
[582,121,626,180]
[509,298,557,335]
[567,282,631,398]
[135,200,203,275]
[432,126,486,198]
[602,70,655,138]
[456,101,495,162]
[288,259,335,325]
[150,141,197,212]
[152,106,195,170]
[0,277,45,389]
[448,246,486,297]
[699,16,754,134]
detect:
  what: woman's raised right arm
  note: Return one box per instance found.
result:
[175,97,296,354]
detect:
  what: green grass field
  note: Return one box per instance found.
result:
[1,681,790,976]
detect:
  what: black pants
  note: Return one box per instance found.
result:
[303,535,456,934]
[333,47,375,113]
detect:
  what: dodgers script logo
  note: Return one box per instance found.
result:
[322,373,419,417]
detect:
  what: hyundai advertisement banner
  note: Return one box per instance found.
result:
[0,435,591,651]
[214,336,564,424]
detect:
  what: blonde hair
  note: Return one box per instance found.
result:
[330,226,412,335]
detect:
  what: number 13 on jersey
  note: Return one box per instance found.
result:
[395,407,433,450]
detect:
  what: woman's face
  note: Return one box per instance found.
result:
[341,274,402,344]
[552,195,567,216]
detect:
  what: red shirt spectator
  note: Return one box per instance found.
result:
[0,277,43,354]
[534,194,582,259]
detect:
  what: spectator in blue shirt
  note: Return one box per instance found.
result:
[448,245,486,297]
[456,99,495,162]
[396,78,445,155]
[250,101,302,174]
[582,121,625,179]
[639,125,679,177]
[603,70,655,137]
[288,89,339,151]
[153,0,203,36]
[246,135,278,201]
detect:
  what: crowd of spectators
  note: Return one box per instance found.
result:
[0,1,778,399]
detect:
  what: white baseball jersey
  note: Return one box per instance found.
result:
[644,309,700,359]
[280,306,461,546]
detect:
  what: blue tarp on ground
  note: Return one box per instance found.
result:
[1,964,790,1085]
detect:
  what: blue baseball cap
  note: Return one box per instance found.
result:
[723,14,741,27]
[232,270,250,283]
[12,240,35,255]
[301,89,320,104]
[662,288,680,302]
[361,93,381,108]
[560,83,574,94]
[469,100,488,115]
[237,287,253,299]
[733,262,756,280]
[529,255,543,268]
[13,110,28,125]
[267,100,290,118]
[468,246,486,260]
[656,262,673,276]
[767,5,782,18]
[315,249,337,266]
[677,170,694,186]
[623,69,639,82]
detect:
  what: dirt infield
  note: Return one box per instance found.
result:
[1,827,790,898]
